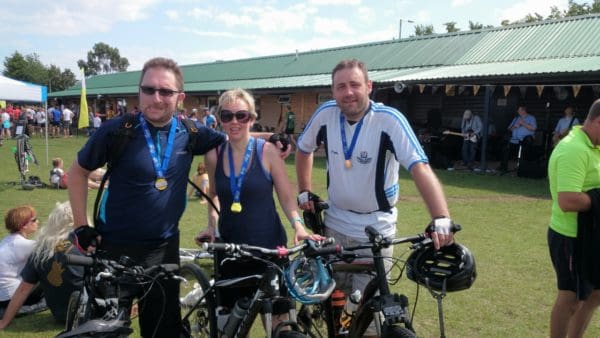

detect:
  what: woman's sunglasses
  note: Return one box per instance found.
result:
[220,110,252,124]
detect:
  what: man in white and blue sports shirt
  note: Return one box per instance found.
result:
[296,59,456,336]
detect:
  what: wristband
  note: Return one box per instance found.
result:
[298,191,310,205]
[291,216,304,229]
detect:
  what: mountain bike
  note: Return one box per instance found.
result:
[55,252,181,338]
[180,239,339,338]
[296,194,475,338]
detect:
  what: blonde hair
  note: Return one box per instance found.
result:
[30,201,74,267]
[217,88,258,119]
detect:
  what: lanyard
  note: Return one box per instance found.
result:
[140,115,177,190]
[340,113,366,169]
[228,137,255,213]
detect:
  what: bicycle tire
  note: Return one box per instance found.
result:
[64,291,80,331]
[276,330,309,338]
[382,325,417,338]
[297,303,329,338]
[180,263,217,338]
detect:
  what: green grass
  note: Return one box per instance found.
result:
[0,135,596,337]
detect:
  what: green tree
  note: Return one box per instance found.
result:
[77,42,129,76]
[47,65,76,92]
[444,21,460,33]
[414,24,435,36]
[3,51,46,84]
[3,51,76,92]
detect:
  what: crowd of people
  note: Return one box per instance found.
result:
[0,56,598,338]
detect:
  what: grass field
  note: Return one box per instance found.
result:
[0,134,597,337]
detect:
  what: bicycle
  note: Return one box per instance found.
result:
[295,194,476,338]
[55,252,181,338]
[180,239,339,338]
[13,134,38,187]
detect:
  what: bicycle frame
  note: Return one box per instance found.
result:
[298,227,430,338]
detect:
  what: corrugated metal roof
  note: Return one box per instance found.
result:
[50,14,600,97]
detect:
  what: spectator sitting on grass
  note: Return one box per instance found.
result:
[0,205,41,318]
[0,201,84,329]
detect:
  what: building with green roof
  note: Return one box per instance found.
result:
[51,14,600,170]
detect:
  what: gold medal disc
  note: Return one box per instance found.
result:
[345,159,352,169]
[155,178,168,191]
[231,202,242,213]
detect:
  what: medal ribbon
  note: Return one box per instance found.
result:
[340,113,366,166]
[140,115,177,182]
[228,137,255,209]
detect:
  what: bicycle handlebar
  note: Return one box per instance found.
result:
[64,254,179,277]
[202,238,339,258]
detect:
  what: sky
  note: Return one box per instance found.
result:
[0,0,571,80]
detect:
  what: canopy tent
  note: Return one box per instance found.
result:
[0,75,49,165]
[0,75,47,102]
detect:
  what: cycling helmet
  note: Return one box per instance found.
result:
[406,243,476,292]
[284,256,336,304]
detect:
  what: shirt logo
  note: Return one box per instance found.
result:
[357,151,372,164]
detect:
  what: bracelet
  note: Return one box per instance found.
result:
[291,216,304,228]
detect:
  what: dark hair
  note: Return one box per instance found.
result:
[331,59,369,83]
[587,98,600,121]
[139,57,184,91]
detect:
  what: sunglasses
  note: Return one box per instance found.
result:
[220,110,252,124]
[20,216,38,229]
[139,86,181,97]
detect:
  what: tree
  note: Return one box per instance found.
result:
[414,24,435,36]
[443,21,460,33]
[3,51,76,92]
[3,52,46,84]
[47,65,76,92]
[77,42,129,76]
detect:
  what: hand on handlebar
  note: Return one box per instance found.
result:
[195,228,216,246]
[293,224,326,245]
[426,217,460,250]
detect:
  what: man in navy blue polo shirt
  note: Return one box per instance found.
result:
[67,57,226,337]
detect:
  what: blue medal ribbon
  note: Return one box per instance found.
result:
[139,115,177,190]
[228,137,255,213]
[340,113,366,169]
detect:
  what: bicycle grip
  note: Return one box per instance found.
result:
[203,242,236,252]
[64,254,94,267]
[143,264,180,276]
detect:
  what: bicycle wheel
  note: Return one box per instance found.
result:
[65,289,93,331]
[382,325,417,338]
[180,263,217,338]
[297,303,330,338]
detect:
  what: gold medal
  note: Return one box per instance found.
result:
[231,202,242,213]
[155,177,168,191]
[345,159,352,169]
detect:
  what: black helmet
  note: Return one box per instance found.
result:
[406,243,476,292]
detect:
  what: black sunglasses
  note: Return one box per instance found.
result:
[139,86,181,97]
[220,110,252,123]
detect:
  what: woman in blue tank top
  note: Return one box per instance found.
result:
[195,88,322,328]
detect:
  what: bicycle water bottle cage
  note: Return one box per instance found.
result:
[406,243,477,292]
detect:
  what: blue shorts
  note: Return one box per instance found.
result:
[547,227,593,300]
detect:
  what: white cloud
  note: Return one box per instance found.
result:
[451,0,473,7]
[1,0,159,36]
[188,7,212,19]
[166,10,179,20]
[313,17,354,35]
[357,7,376,23]
[497,0,569,23]
[308,0,362,5]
